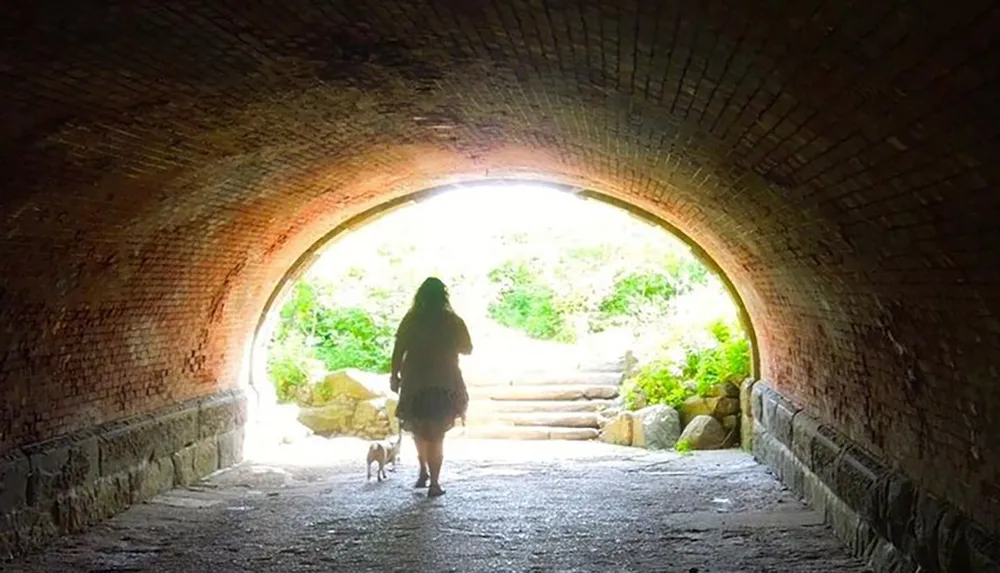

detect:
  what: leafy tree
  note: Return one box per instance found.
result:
[311,307,393,372]
[487,260,576,342]
[598,271,677,316]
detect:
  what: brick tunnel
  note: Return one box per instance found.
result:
[1,1,999,570]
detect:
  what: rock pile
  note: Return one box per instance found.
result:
[295,369,399,440]
[598,379,748,451]
[597,404,681,450]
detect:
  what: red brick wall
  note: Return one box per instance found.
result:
[1,0,998,533]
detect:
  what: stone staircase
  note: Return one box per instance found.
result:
[453,357,627,440]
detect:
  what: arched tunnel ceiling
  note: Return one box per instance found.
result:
[1,0,999,531]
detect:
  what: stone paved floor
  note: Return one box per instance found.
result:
[8,438,871,572]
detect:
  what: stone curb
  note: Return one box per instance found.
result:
[0,388,247,560]
[751,382,1000,573]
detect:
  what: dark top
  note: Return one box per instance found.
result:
[395,308,473,392]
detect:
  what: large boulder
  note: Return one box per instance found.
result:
[721,414,739,433]
[297,396,396,440]
[679,396,714,427]
[385,397,399,435]
[707,381,741,398]
[294,384,315,405]
[353,398,382,433]
[679,396,741,427]
[297,398,357,436]
[631,405,681,450]
[678,415,727,450]
[714,397,740,417]
[597,412,634,446]
[320,369,390,402]
[294,370,398,440]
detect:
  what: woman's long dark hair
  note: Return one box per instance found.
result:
[410,277,452,314]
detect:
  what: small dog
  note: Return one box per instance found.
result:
[366,430,402,482]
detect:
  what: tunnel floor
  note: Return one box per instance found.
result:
[8,439,870,572]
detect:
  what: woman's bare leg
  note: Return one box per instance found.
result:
[413,436,429,488]
[427,436,445,497]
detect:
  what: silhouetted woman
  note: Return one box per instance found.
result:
[390,277,472,497]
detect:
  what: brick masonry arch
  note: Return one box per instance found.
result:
[1,0,999,563]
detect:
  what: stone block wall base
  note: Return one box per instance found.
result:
[751,382,1000,573]
[0,388,247,560]
[739,378,755,452]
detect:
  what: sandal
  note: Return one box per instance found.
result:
[427,484,446,498]
[414,472,429,489]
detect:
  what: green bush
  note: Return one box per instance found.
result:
[268,281,395,402]
[487,261,576,342]
[624,319,751,410]
[683,320,751,396]
[267,332,317,403]
[622,360,691,409]
[311,307,393,373]
[598,271,678,318]
[591,270,689,333]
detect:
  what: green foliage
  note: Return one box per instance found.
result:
[591,271,679,333]
[623,360,691,409]
[310,307,394,372]
[487,261,576,342]
[674,439,693,453]
[489,286,575,342]
[265,198,735,406]
[267,331,320,403]
[598,271,678,318]
[683,320,751,396]
[589,263,711,333]
[313,379,336,404]
[268,281,395,403]
[623,318,751,411]
[487,259,527,285]
[661,256,710,292]
[564,245,615,264]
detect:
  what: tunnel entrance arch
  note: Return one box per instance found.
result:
[244,179,760,434]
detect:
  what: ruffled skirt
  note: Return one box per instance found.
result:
[396,385,468,440]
